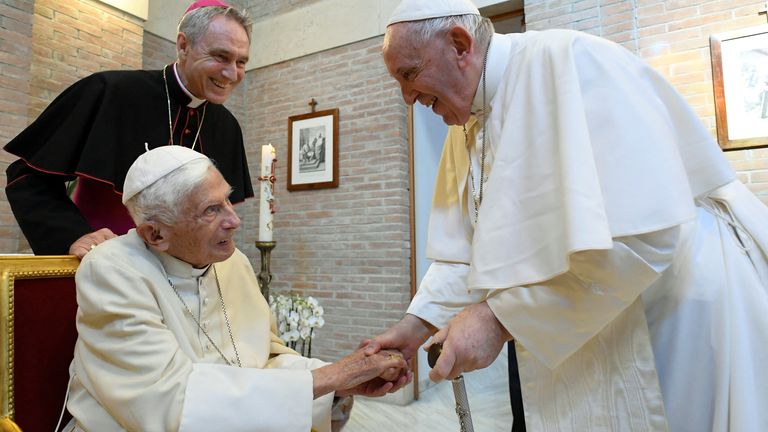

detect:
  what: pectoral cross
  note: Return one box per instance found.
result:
[760,1,768,23]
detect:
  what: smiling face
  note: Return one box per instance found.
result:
[176,14,250,104]
[383,23,479,126]
[161,167,241,267]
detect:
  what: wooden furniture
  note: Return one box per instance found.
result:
[0,256,80,432]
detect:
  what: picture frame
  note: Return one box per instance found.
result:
[287,108,339,191]
[710,25,768,151]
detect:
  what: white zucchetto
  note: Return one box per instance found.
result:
[122,145,207,204]
[387,0,480,26]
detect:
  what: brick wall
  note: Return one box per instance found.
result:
[0,0,143,252]
[525,0,768,204]
[0,0,34,252]
[28,0,143,117]
[243,36,412,361]
[142,31,175,70]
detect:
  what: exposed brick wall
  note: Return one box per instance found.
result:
[29,0,143,117]
[525,0,768,204]
[0,0,33,147]
[142,31,175,70]
[242,36,411,361]
[0,0,143,252]
[0,0,34,252]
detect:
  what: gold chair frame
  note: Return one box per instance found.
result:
[0,255,79,431]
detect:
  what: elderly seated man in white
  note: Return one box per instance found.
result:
[64,146,408,432]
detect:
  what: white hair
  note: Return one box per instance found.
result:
[178,4,253,45]
[124,158,214,225]
[384,14,494,52]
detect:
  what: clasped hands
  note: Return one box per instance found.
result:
[362,302,511,383]
[313,347,411,399]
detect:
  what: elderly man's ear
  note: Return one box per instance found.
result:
[136,222,171,252]
[448,25,473,60]
[176,32,190,61]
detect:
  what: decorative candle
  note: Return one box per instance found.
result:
[258,143,276,241]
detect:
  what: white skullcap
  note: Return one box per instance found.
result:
[387,0,480,26]
[122,145,208,204]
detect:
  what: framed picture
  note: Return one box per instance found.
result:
[710,25,768,151]
[287,108,339,191]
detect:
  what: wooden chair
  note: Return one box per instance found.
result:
[0,256,80,432]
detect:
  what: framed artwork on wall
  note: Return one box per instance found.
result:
[710,25,768,151]
[287,108,339,191]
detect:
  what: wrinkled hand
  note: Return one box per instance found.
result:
[69,228,117,259]
[313,348,408,398]
[360,314,436,363]
[338,367,413,398]
[426,302,511,382]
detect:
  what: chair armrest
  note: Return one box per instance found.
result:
[0,417,22,432]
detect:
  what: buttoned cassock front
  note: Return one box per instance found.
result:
[66,230,333,431]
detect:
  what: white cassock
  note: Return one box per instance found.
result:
[66,230,333,432]
[409,29,768,431]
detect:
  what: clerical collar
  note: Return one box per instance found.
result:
[470,33,508,115]
[154,248,210,280]
[172,63,207,108]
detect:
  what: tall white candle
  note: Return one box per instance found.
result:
[259,143,276,241]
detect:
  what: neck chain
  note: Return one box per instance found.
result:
[168,265,242,367]
[162,65,207,151]
[464,42,490,225]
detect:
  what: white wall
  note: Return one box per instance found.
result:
[100,0,148,20]
[411,104,448,392]
[145,0,187,40]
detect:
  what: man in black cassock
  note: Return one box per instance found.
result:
[4,0,253,258]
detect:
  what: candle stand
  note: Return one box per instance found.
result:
[255,241,276,300]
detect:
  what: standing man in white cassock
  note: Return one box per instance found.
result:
[365,0,768,431]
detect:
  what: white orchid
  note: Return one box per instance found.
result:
[282,330,300,342]
[269,292,325,357]
[307,315,324,328]
[288,310,300,325]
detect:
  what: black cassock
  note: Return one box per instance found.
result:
[4,66,254,255]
